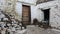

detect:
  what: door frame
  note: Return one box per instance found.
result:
[41,8,50,25]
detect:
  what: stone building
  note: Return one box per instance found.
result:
[0,0,60,29]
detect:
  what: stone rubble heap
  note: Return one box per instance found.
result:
[0,10,27,34]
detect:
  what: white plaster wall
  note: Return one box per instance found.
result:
[31,5,44,24]
[50,0,60,28]
[37,0,60,29]
[36,1,57,9]
[18,0,37,5]
[50,7,60,28]
[0,0,6,10]
[15,2,22,21]
[36,1,57,25]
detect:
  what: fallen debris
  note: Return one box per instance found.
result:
[0,10,27,34]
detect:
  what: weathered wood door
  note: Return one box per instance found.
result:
[22,5,31,25]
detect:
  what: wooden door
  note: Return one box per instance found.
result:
[22,5,31,25]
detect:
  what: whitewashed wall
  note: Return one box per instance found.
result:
[37,0,60,29]
[50,0,60,29]
[50,7,60,28]
[18,0,37,5]
[31,5,44,23]
[0,0,5,10]
[15,2,22,21]
[16,2,22,17]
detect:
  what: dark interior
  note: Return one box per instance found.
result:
[44,9,50,21]
[42,9,50,25]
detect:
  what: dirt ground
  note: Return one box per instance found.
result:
[26,25,60,34]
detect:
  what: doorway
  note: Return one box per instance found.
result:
[22,5,31,25]
[42,9,50,25]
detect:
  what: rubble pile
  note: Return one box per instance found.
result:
[0,10,26,34]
